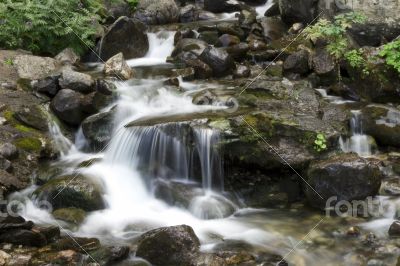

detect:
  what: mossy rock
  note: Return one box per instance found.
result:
[14,137,42,152]
[34,174,105,212]
[52,207,86,225]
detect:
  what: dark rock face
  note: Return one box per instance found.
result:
[219,34,241,47]
[136,225,200,266]
[153,179,202,208]
[278,0,316,25]
[203,0,241,13]
[305,154,383,210]
[81,110,115,150]
[0,229,47,247]
[283,49,310,75]
[200,46,236,77]
[185,59,213,79]
[348,21,400,47]
[134,0,180,25]
[32,75,60,97]
[50,89,85,126]
[59,70,94,94]
[180,4,198,23]
[311,48,336,84]
[34,174,105,212]
[362,105,400,148]
[99,16,149,61]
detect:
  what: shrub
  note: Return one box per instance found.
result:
[314,133,327,152]
[379,39,400,73]
[0,0,101,55]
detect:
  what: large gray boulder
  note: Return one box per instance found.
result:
[99,17,149,61]
[136,225,200,266]
[199,46,236,77]
[50,89,85,126]
[134,0,180,25]
[81,110,115,150]
[305,154,383,210]
[14,55,58,80]
[59,70,94,94]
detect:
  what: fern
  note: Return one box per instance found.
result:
[379,39,400,73]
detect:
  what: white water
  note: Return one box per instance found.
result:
[256,0,274,18]
[340,110,373,157]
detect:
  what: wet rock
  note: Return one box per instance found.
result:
[265,0,280,17]
[279,0,316,25]
[198,10,218,21]
[55,48,79,66]
[14,105,48,131]
[180,4,198,23]
[50,89,85,126]
[381,178,400,196]
[362,104,400,148]
[90,245,130,265]
[219,34,240,47]
[136,225,200,266]
[0,156,12,173]
[32,75,60,97]
[204,0,241,13]
[81,110,115,150]
[306,154,383,210]
[34,174,105,211]
[217,22,245,40]
[0,143,18,160]
[174,29,196,45]
[53,207,87,225]
[104,0,133,24]
[172,67,195,81]
[81,90,114,115]
[32,225,60,243]
[189,193,236,219]
[14,55,57,80]
[0,229,47,247]
[134,0,179,25]
[59,69,94,94]
[172,39,208,57]
[225,43,249,61]
[0,216,33,232]
[200,46,236,77]
[348,21,400,47]
[99,16,149,61]
[388,221,400,237]
[239,9,257,31]
[95,79,117,96]
[199,31,222,46]
[346,226,361,237]
[329,83,360,101]
[311,48,336,85]
[51,236,101,252]
[185,59,213,79]
[153,179,202,208]
[283,49,310,75]
[104,52,134,80]
[233,64,251,78]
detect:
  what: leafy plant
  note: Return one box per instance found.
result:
[126,0,139,11]
[0,0,101,55]
[314,133,327,152]
[379,39,400,73]
[4,58,13,66]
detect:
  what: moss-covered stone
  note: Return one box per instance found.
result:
[52,207,86,225]
[14,137,42,152]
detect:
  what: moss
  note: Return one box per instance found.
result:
[14,137,42,152]
[3,110,14,122]
[15,124,36,133]
[53,207,86,225]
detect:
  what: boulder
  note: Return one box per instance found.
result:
[0,143,18,160]
[104,53,134,80]
[0,170,26,195]
[219,34,241,47]
[362,104,400,148]
[95,79,117,95]
[136,225,200,266]
[348,21,400,47]
[185,59,213,79]
[32,75,60,97]
[283,49,310,75]
[81,110,115,150]
[217,22,246,40]
[278,0,316,25]
[200,46,236,77]
[265,0,280,17]
[311,48,336,85]
[0,229,47,247]
[99,17,149,61]
[180,4,198,23]
[204,0,241,13]
[34,174,105,211]
[388,220,400,237]
[55,48,79,65]
[225,43,249,61]
[305,154,383,210]
[172,39,208,58]
[0,156,12,172]
[239,9,257,31]
[233,64,251,78]
[81,91,114,115]
[52,207,87,225]
[134,0,179,25]
[153,179,202,208]
[14,105,48,131]
[50,89,85,126]
[198,31,221,46]
[59,70,94,94]
[13,55,58,80]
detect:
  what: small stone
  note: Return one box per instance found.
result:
[388,220,400,237]
[347,226,361,237]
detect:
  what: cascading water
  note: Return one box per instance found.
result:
[340,110,373,157]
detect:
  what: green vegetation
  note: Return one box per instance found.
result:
[14,137,42,152]
[313,133,327,152]
[0,0,101,55]
[4,58,13,66]
[126,0,139,11]
[379,39,400,73]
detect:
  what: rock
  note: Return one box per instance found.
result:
[51,236,101,252]
[0,170,26,195]
[0,143,18,160]
[81,90,114,115]
[219,34,240,47]
[104,53,134,80]
[59,69,94,94]
[197,10,218,21]
[0,229,47,247]
[180,4,198,23]
[50,89,85,126]
[104,0,133,24]
[362,104,400,148]
[34,174,105,211]
[172,67,195,81]
[348,21,400,47]
[0,156,11,173]
[153,179,202,208]
[306,154,383,210]
[99,16,149,61]
[90,245,130,265]
[248,38,268,51]
[134,0,179,25]
[81,110,115,150]
[233,64,251,78]
[204,0,241,13]
[174,29,196,45]
[95,79,117,96]
[346,226,361,237]
[32,75,60,97]
[289,22,304,34]
[265,0,280,17]
[14,55,58,80]
[200,46,236,77]
[185,59,213,79]
[189,193,236,219]
[32,225,60,243]
[259,17,287,41]
[136,225,200,266]
[283,49,310,75]
[217,22,245,40]
[0,250,11,265]
[172,38,208,57]
[278,0,316,25]
[199,31,221,46]
[388,221,400,237]
[14,105,48,131]
[381,178,400,196]
[329,83,360,101]
[239,9,257,31]
[55,48,79,65]
[225,43,249,61]
[53,207,87,225]
[311,48,336,85]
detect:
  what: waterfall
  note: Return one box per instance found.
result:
[256,0,274,17]
[340,110,373,157]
